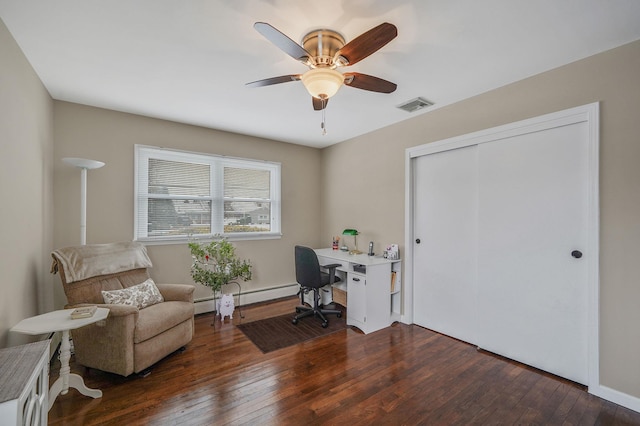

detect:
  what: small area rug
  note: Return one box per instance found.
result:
[237,309,347,353]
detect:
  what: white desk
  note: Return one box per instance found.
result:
[315,248,402,334]
[11,308,110,410]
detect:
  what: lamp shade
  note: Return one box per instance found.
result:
[62,157,105,170]
[301,68,344,99]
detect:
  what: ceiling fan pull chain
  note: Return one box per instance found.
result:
[321,98,327,135]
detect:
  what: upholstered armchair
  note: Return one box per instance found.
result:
[51,242,195,377]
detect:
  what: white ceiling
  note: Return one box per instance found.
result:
[2,1,640,148]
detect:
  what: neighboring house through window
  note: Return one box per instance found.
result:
[134,145,281,243]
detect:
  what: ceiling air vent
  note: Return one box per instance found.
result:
[397,97,434,113]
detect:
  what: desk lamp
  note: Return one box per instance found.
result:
[342,229,362,255]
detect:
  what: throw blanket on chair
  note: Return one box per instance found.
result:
[51,241,153,283]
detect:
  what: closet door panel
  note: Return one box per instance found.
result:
[413,146,478,344]
[476,122,589,384]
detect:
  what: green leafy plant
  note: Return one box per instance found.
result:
[188,238,252,293]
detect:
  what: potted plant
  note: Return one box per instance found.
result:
[188,237,252,296]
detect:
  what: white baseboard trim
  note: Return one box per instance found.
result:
[590,384,640,414]
[193,283,299,315]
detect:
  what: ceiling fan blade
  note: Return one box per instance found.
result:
[334,22,397,66]
[246,75,301,88]
[312,97,329,111]
[254,22,312,63]
[344,72,397,93]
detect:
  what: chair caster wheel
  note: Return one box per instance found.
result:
[292,318,298,325]
[322,321,328,328]
[337,313,342,318]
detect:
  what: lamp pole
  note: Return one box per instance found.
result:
[62,158,105,245]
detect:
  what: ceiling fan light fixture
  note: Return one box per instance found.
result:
[301,68,344,99]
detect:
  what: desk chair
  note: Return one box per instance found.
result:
[293,245,343,328]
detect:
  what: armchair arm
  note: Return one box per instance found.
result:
[66,302,139,318]
[64,302,139,376]
[97,303,139,317]
[156,283,195,303]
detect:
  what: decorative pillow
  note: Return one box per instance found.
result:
[101,278,164,309]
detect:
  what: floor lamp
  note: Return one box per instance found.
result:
[62,157,105,245]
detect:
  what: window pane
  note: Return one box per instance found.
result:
[149,159,210,196]
[224,201,271,233]
[136,145,280,241]
[224,167,270,199]
[148,199,211,236]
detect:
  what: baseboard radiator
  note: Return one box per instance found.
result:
[193,283,299,315]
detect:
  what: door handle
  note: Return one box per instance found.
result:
[571,250,583,259]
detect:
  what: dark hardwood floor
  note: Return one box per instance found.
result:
[48,297,640,425]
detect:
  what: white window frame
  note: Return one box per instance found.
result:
[134,144,281,244]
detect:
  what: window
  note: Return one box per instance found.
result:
[135,145,281,243]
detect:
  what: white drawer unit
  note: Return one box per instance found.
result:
[0,340,49,426]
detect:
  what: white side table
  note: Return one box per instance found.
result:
[11,307,110,410]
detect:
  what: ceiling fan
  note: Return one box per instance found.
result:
[246,22,398,112]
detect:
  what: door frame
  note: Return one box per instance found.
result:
[404,102,600,391]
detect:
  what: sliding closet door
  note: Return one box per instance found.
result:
[476,122,589,384]
[413,146,478,344]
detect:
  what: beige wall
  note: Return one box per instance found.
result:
[4,7,640,403]
[0,18,54,347]
[53,102,322,305]
[321,40,640,398]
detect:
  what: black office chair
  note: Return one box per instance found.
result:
[293,245,342,328]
